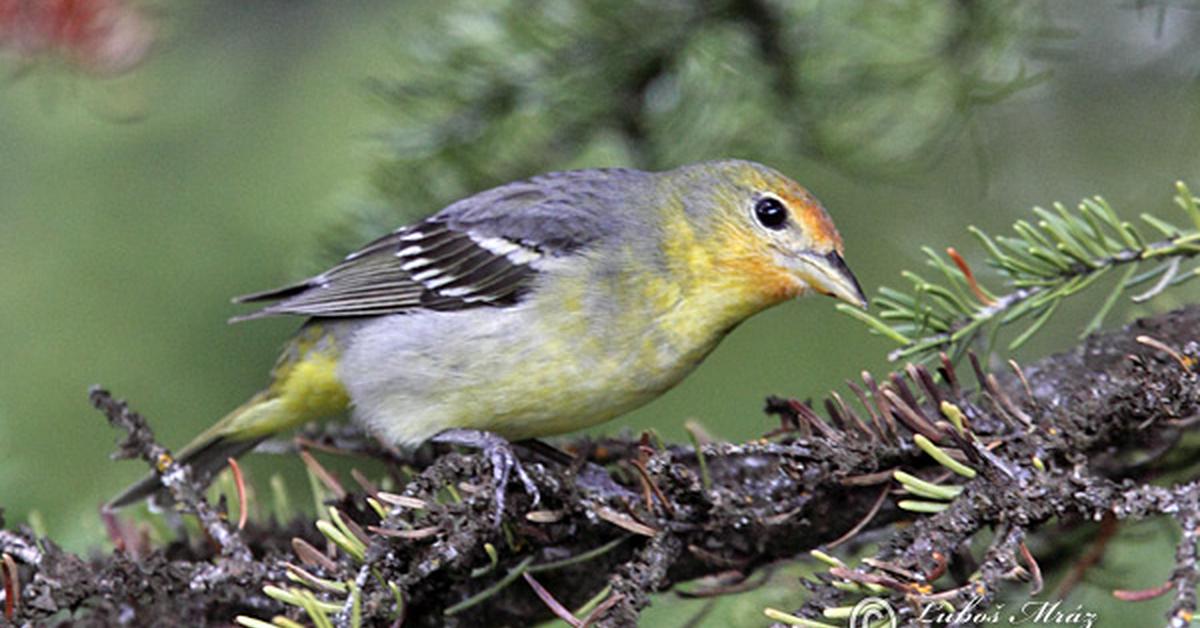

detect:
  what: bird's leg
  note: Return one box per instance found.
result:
[431,428,540,525]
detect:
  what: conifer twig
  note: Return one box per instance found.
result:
[841,182,1200,362]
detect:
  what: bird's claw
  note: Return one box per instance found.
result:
[432,429,540,526]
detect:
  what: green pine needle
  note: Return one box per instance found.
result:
[844,183,1200,362]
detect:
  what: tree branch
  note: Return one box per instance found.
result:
[3,306,1200,626]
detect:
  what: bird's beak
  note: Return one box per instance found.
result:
[791,251,868,309]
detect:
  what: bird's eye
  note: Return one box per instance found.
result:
[753,197,788,230]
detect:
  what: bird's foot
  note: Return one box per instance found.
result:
[432,428,540,526]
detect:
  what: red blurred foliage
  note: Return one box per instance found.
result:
[0,0,154,76]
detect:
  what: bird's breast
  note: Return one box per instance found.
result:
[335,269,739,445]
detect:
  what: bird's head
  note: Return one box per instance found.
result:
[668,160,867,311]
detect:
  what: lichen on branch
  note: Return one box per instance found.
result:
[2,306,1200,626]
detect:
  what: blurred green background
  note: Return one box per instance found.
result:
[2,1,1199,625]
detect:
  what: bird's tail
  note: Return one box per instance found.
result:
[106,391,284,509]
[106,325,351,509]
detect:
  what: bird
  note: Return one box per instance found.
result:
[107,159,866,515]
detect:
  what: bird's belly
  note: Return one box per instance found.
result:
[334,304,714,446]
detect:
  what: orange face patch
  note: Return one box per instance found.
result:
[712,224,804,307]
[724,254,803,305]
[743,167,843,253]
[778,186,843,253]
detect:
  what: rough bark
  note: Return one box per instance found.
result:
[3,306,1200,627]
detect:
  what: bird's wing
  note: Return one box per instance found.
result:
[230,170,639,322]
